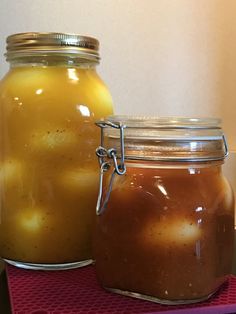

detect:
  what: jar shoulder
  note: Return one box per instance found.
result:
[0,66,114,116]
[0,66,108,90]
[108,166,235,214]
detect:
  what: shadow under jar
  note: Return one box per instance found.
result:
[94,116,235,305]
[0,32,113,270]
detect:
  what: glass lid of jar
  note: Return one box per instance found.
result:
[104,116,223,140]
[96,115,228,163]
[107,115,221,128]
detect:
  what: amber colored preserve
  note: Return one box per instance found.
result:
[94,162,234,303]
[0,33,113,269]
[94,116,234,304]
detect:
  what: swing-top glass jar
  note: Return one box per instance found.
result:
[0,32,113,270]
[94,116,234,305]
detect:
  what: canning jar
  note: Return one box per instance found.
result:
[94,116,234,305]
[0,32,113,270]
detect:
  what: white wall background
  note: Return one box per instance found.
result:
[0,0,235,198]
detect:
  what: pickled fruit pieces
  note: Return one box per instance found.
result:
[18,207,47,232]
[143,219,201,246]
[59,168,99,192]
[0,159,23,186]
[0,65,114,264]
[30,128,77,151]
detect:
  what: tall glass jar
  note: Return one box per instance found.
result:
[94,116,234,304]
[0,32,113,270]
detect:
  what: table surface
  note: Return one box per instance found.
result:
[1,233,236,314]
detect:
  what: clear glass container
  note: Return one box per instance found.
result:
[0,32,114,270]
[94,116,235,304]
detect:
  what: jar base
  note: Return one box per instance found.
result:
[4,258,93,270]
[105,286,216,305]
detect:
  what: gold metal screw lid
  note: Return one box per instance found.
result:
[5,32,100,61]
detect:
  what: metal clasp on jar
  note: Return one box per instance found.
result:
[95,121,126,215]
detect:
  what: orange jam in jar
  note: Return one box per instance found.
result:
[94,117,234,304]
[0,33,113,270]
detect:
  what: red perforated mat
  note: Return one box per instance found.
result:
[6,264,236,314]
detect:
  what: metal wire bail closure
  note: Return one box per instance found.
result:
[95,121,126,215]
[222,134,229,158]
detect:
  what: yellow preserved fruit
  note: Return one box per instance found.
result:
[0,159,23,187]
[30,127,78,152]
[59,167,99,192]
[0,33,113,269]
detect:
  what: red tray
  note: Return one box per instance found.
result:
[6,264,236,314]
